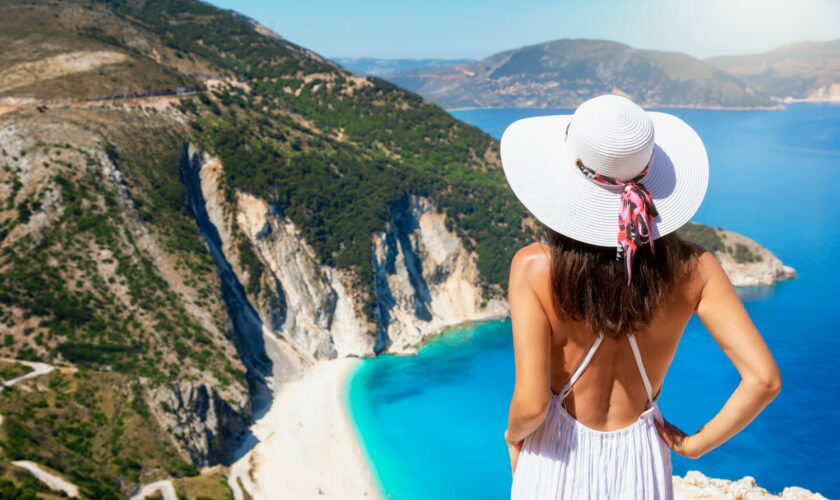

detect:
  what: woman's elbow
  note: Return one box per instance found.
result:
[765,372,782,397]
[746,369,782,399]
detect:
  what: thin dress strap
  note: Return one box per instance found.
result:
[627,333,654,402]
[558,333,604,400]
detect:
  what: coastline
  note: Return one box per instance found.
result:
[240,357,381,499]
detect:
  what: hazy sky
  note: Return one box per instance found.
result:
[206,0,840,60]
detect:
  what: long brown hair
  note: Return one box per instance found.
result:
[542,224,697,338]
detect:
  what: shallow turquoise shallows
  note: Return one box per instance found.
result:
[346,103,840,499]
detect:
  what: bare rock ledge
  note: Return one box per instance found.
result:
[674,471,828,500]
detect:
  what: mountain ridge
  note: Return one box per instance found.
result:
[387,38,778,109]
[706,38,840,101]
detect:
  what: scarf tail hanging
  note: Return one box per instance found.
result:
[575,159,659,285]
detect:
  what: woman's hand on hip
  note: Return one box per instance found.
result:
[654,417,706,459]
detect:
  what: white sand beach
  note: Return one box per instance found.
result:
[239,357,381,500]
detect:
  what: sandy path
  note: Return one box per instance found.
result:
[232,356,381,500]
[12,461,79,497]
[0,358,54,391]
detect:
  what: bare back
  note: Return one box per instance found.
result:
[523,241,705,431]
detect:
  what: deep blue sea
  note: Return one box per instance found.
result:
[346,103,840,499]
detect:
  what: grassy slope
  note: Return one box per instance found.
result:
[0,2,253,493]
[1,370,197,498]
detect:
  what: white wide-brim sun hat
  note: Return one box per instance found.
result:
[500,94,709,247]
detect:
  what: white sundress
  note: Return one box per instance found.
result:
[510,333,674,500]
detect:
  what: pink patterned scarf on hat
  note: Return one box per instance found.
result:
[575,157,659,285]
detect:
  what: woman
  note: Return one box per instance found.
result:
[499,95,782,499]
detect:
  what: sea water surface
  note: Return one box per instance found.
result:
[347,103,840,499]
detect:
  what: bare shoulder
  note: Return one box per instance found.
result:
[510,242,551,277]
[680,240,730,301]
[687,242,725,280]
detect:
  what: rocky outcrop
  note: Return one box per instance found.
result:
[713,229,797,287]
[373,195,508,354]
[674,471,828,500]
[147,381,248,467]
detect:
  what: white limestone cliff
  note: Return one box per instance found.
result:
[372,194,508,354]
[189,146,508,366]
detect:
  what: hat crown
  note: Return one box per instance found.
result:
[566,95,654,182]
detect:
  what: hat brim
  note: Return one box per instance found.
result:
[500,112,709,247]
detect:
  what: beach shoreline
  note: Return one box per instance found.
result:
[238,356,382,500]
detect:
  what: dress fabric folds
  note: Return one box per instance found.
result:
[510,333,674,500]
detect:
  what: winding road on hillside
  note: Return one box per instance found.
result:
[129,479,178,500]
[11,461,80,498]
[0,358,54,392]
[1,359,81,497]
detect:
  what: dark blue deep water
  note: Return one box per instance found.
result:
[347,104,840,499]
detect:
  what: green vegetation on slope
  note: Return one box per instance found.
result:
[93,0,534,311]
[0,370,198,499]
[0,361,32,383]
[676,222,762,264]
[0,119,242,387]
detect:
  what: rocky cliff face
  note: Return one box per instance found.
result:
[147,380,248,467]
[792,83,840,103]
[185,145,508,367]
[372,195,508,354]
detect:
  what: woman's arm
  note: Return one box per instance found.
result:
[505,245,553,445]
[656,251,782,458]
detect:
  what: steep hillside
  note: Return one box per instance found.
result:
[707,39,840,101]
[0,0,525,496]
[388,39,777,109]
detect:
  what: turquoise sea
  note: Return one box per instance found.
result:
[346,103,840,499]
